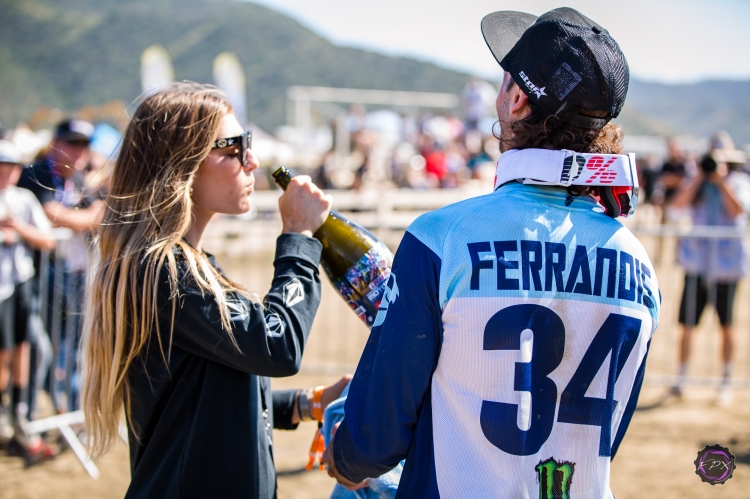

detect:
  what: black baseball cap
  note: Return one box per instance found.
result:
[55,119,94,145]
[482,7,629,129]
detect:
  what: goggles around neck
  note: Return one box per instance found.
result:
[494,148,639,218]
[212,130,252,167]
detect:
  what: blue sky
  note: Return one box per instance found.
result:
[249,0,750,84]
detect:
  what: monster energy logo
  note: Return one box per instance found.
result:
[536,458,575,499]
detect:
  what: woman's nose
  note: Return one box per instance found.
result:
[244,150,259,173]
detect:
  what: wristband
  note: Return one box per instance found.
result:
[297,388,314,422]
[296,390,304,421]
[311,386,325,422]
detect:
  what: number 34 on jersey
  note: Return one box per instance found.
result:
[435,296,655,494]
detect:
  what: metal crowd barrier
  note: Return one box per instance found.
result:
[15,228,99,477]
[629,223,750,389]
[202,193,750,391]
[8,191,747,480]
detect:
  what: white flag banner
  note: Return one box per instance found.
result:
[140,45,174,96]
[213,52,248,127]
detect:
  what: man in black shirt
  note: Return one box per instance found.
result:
[654,138,688,206]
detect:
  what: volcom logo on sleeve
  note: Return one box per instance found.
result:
[519,71,547,99]
[226,298,249,322]
[265,311,286,337]
[283,278,305,307]
[372,273,399,328]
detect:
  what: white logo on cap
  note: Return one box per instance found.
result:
[283,278,305,307]
[519,71,547,99]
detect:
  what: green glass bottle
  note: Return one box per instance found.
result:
[272,166,393,328]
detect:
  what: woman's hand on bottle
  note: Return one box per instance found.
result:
[279,175,332,237]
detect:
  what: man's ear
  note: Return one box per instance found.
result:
[509,86,530,118]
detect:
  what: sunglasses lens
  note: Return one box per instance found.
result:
[242,131,252,167]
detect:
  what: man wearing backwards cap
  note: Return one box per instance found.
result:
[324,7,660,498]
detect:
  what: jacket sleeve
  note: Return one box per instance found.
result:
[272,389,299,430]
[165,233,323,378]
[333,231,443,483]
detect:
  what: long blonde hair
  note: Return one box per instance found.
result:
[82,82,247,457]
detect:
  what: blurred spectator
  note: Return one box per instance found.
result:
[17,119,104,414]
[652,138,688,206]
[345,103,366,136]
[637,153,662,205]
[0,140,56,464]
[313,150,335,190]
[462,78,485,131]
[670,133,749,405]
[423,147,446,186]
[442,142,468,188]
[326,93,502,190]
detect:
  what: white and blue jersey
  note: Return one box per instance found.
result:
[333,181,660,499]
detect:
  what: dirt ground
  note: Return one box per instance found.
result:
[1,378,748,499]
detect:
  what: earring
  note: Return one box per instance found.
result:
[189,186,194,195]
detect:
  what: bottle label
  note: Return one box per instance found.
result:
[334,242,393,327]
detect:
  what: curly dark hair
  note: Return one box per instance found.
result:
[496,97,624,155]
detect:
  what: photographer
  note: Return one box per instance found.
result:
[670,145,750,405]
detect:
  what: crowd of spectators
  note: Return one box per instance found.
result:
[0,119,104,465]
[311,80,501,191]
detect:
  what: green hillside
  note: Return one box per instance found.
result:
[0,0,472,131]
[624,79,750,145]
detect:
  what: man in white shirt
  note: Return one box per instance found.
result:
[0,140,56,462]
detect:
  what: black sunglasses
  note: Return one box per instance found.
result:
[212,130,252,166]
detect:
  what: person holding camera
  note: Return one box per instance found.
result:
[670,139,750,405]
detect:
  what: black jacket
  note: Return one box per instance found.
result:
[125,233,322,499]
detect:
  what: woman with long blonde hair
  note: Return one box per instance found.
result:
[82,83,344,498]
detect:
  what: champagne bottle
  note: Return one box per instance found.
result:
[272,166,393,328]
